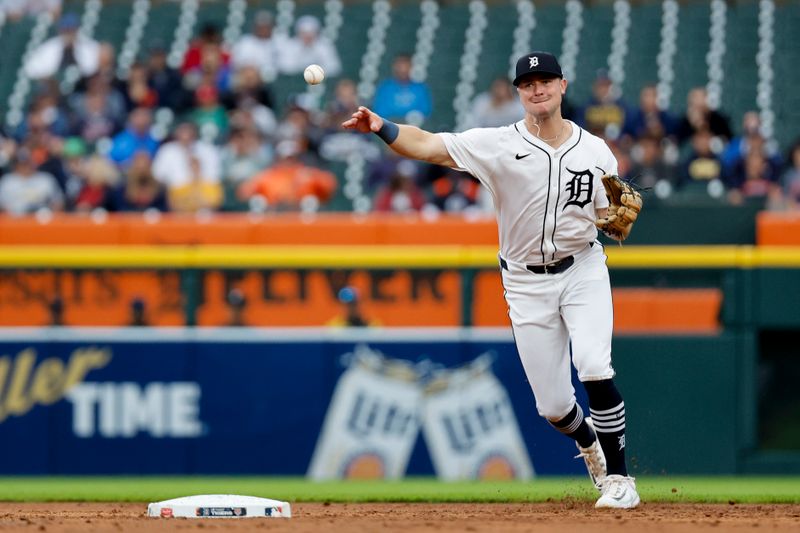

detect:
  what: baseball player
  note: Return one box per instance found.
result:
[343,51,642,508]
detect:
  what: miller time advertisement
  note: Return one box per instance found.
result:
[0,332,571,477]
[309,346,534,481]
[0,346,203,440]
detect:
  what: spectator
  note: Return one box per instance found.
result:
[75,42,125,96]
[461,77,524,130]
[221,66,277,137]
[720,111,782,174]
[679,129,724,189]
[739,134,781,176]
[72,155,119,212]
[782,141,800,209]
[181,23,231,76]
[24,13,100,81]
[224,65,275,110]
[327,287,375,328]
[275,104,324,161]
[279,15,341,77]
[108,107,159,167]
[625,84,677,140]
[1,0,61,21]
[721,111,761,172]
[366,152,423,192]
[726,149,782,206]
[373,54,432,124]
[676,87,733,146]
[58,136,89,205]
[152,122,222,212]
[13,91,71,141]
[577,69,632,141]
[373,163,427,213]
[238,139,336,211]
[108,151,167,212]
[607,139,633,183]
[121,62,158,111]
[191,83,229,144]
[226,288,247,327]
[67,75,127,145]
[166,154,223,213]
[220,122,273,211]
[627,134,677,189]
[231,10,286,82]
[13,109,68,190]
[146,41,188,112]
[0,131,16,176]
[426,166,482,212]
[323,78,360,131]
[184,38,232,93]
[48,296,64,326]
[0,148,64,215]
[128,297,149,327]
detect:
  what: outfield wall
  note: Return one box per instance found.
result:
[0,328,748,477]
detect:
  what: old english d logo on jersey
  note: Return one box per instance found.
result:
[563,168,593,210]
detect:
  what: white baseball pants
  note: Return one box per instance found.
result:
[500,242,615,420]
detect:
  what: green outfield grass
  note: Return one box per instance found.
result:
[0,477,797,504]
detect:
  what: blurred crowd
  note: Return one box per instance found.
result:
[563,74,798,210]
[1,8,799,218]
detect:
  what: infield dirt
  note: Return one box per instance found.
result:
[0,502,798,532]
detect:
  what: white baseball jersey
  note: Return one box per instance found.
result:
[439,120,617,265]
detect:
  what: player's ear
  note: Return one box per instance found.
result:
[560,78,568,95]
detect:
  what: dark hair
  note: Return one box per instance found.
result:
[200,23,222,42]
[788,139,800,162]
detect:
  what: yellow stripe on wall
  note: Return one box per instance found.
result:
[0,246,799,269]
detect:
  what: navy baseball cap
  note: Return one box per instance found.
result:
[513,52,563,86]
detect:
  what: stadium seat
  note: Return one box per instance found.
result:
[670,2,711,113]
[473,1,517,94]
[772,1,800,149]
[570,2,614,105]
[424,2,471,132]
[140,0,181,57]
[378,2,421,82]
[497,2,569,93]
[92,1,134,53]
[193,1,230,35]
[721,2,760,136]
[621,1,661,100]
[335,1,372,83]
[0,16,35,116]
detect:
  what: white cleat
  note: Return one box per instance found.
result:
[575,417,606,491]
[595,475,641,509]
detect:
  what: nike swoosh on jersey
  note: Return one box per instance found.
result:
[515,153,531,160]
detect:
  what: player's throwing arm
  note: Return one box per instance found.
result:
[342,107,456,168]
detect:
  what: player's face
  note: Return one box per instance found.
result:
[516,75,567,119]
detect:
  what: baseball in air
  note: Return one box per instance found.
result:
[303,64,325,85]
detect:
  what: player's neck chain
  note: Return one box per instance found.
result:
[532,120,566,143]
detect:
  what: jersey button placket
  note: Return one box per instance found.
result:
[544,161,560,260]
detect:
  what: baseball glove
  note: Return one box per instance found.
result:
[595,174,643,241]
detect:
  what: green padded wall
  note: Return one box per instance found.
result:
[613,334,743,474]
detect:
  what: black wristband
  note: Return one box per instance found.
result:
[375,120,400,144]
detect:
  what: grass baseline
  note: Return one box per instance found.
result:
[0,477,797,504]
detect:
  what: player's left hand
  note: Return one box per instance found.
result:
[595,174,643,241]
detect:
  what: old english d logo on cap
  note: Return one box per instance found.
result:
[513,52,563,86]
